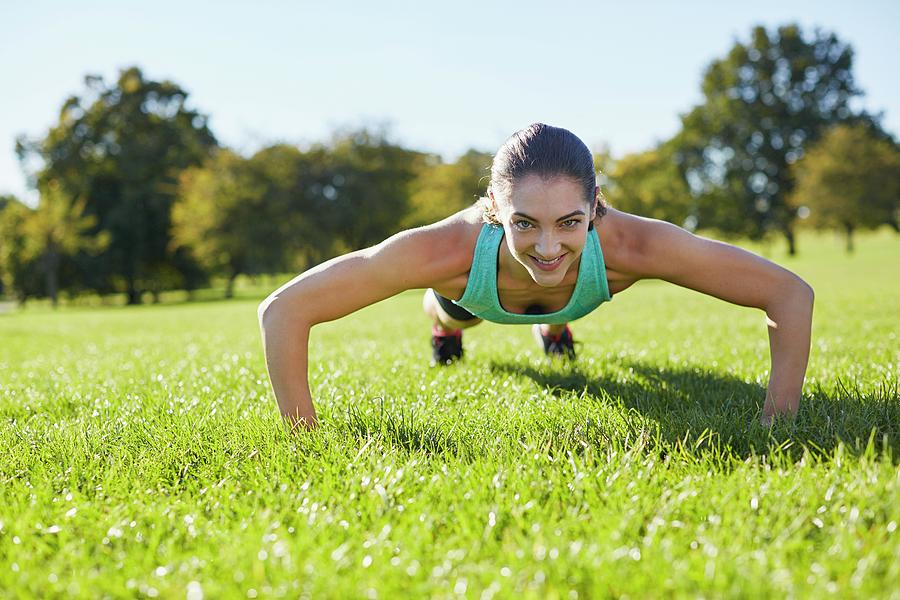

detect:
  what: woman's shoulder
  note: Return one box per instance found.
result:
[387,207,485,280]
[406,206,484,245]
[594,206,698,282]
[593,207,629,255]
[592,207,653,277]
[388,204,478,233]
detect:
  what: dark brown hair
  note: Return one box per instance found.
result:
[481,123,607,224]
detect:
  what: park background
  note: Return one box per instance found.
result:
[1,1,899,598]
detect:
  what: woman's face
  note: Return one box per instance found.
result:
[492,174,597,288]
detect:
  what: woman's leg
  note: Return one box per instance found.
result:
[422,289,482,332]
[533,323,576,358]
[539,323,568,336]
[423,289,481,364]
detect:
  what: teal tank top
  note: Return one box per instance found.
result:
[452,224,611,324]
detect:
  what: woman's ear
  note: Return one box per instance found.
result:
[591,186,600,220]
[488,187,498,215]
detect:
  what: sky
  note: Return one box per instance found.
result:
[2,0,899,203]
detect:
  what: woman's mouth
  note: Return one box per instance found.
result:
[529,253,566,271]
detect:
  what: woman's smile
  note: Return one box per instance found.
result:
[529,252,568,271]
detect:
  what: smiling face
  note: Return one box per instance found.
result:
[491,174,598,288]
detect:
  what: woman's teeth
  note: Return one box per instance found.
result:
[530,254,565,270]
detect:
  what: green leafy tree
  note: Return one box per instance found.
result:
[174,131,430,297]
[675,24,879,254]
[790,124,900,252]
[251,144,343,268]
[0,198,41,302]
[173,146,318,298]
[17,66,217,303]
[403,149,492,227]
[319,128,430,251]
[605,142,694,227]
[22,180,109,306]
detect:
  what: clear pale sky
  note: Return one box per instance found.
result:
[2,0,898,203]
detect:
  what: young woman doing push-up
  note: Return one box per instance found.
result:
[258,123,814,431]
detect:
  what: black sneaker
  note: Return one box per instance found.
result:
[431,327,463,365]
[532,324,576,359]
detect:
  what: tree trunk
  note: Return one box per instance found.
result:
[225,270,239,299]
[845,222,855,254]
[783,226,797,256]
[127,284,142,305]
[44,247,60,309]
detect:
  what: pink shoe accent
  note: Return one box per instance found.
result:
[432,325,462,338]
[543,325,572,343]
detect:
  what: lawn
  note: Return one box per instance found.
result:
[1,231,898,598]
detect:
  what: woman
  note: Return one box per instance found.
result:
[258,123,813,430]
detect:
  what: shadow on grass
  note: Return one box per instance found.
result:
[490,359,899,464]
[340,402,461,457]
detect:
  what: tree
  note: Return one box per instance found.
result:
[172,146,318,298]
[17,66,217,303]
[249,144,343,268]
[319,128,430,251]
[21,180,109,306]
[403,149,493,227]
[0,198,41,302]
[605,142,694,227]
[675,24,879,254]
[790,124,900,252]
[174,130,435,298]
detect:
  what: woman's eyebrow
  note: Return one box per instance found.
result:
[555,210,586,221]
[511,210,585,222]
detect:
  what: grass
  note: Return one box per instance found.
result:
[1,230,898,598]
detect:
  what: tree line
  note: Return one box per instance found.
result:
[2,24,897,306]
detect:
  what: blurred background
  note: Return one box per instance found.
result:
[1,0,897,307]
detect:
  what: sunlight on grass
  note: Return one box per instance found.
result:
[1,232,898,597]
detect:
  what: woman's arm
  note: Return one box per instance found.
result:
[601,209,814,424]
[258,217,474,431]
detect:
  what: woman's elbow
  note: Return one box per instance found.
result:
[258,293,294,331]
[764,274,813,317]
[783,275,814,317]
[258,292,315,335]
[795,277,814,307]
[257,294,277,329]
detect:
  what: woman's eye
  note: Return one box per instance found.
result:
[561,219,580,228]
[514,220,533,230]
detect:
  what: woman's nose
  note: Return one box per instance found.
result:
[535,232,560,257]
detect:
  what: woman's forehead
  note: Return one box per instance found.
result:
[502,175,590,213]
[513,173,581,192]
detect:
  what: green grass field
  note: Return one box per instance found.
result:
[1,231,898,598]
